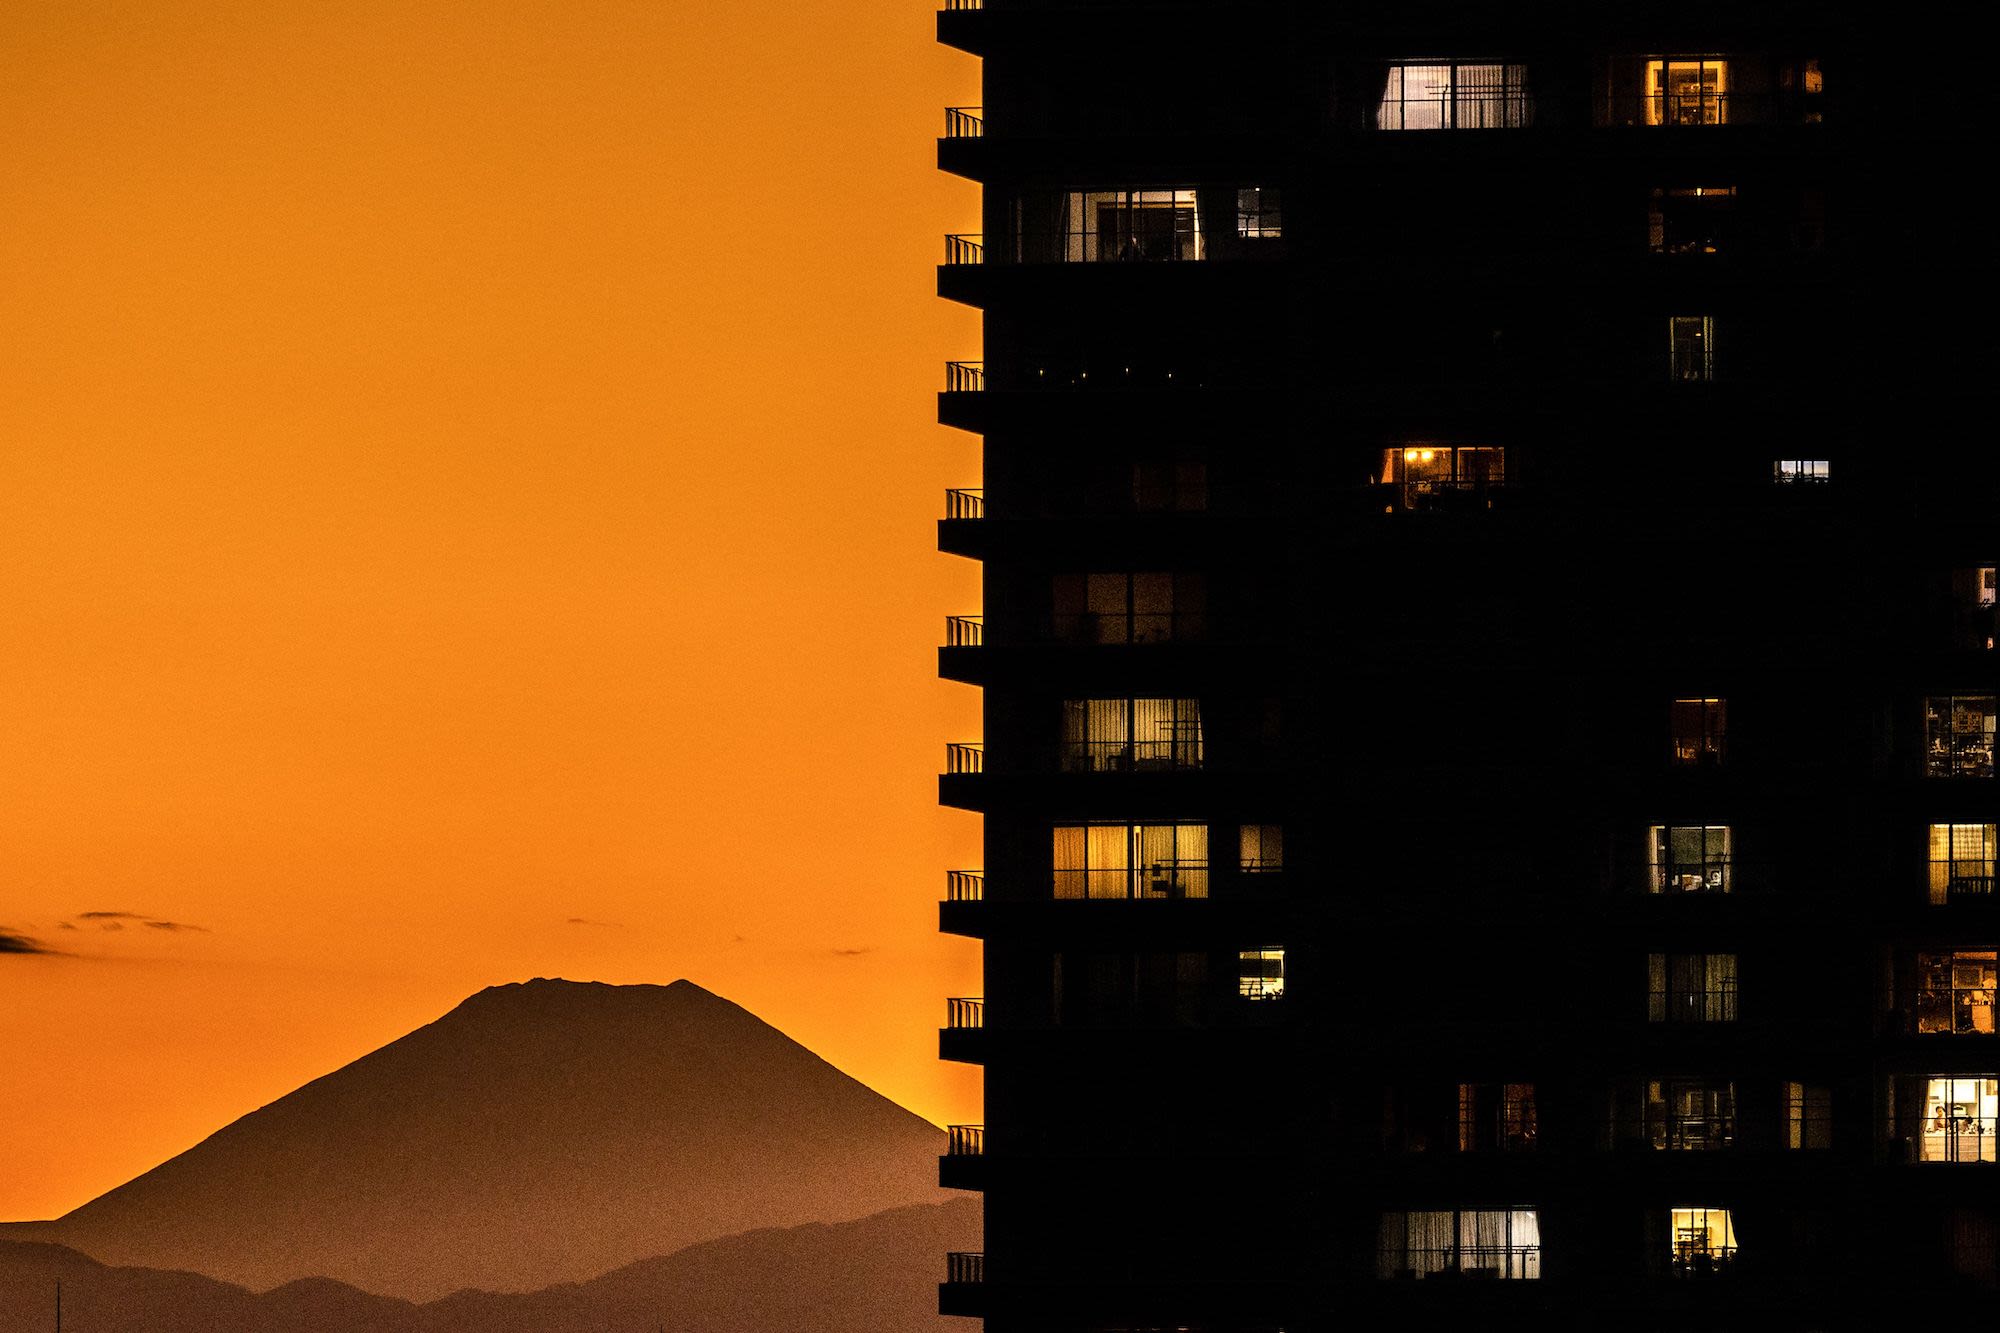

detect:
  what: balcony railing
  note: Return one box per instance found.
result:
[1672,1247,1738,1279]
[946,997,985,1029]
[943,233,985,265]
[946,1252,986,1284]
[944,487,985,520]
[946,870,984,902]
[947,1124,986,1156]
[944,360,985,393]
[1060,740,1203,774]
[1054,862,1209,901]
[945,742,985,775]
[944,106,984,139]
[1650,986,1739,1024]
[941,0,982,10]
[945,614,984,647]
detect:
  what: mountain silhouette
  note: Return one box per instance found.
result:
[0,979,953,1300]
[0,1198,982,1332]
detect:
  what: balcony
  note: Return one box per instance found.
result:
[940,742,984,811]
[935,0,984,56]
[939,488,987,559]
[941,997,985,1064]
[940,870,983,938]
[939,107,984,179]
[939,1123,986,1191]
[938,234,985,306]
[939,614,984,685]
[939,1251,987,1318]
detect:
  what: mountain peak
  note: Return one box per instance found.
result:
[2,980,947,1300]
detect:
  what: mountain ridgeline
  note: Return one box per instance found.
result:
[0,979,956,1301]
[0,1200,981,1333]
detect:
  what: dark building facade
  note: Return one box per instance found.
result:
[930,3,1999,1327]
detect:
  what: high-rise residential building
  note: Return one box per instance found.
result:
[929,3,1998,1327]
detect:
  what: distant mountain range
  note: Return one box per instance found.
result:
[0,1198,981,1333]
[0,979,961,1301]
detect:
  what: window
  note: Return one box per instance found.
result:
[1061,699,1203,773]
[1378,1209,1541,1280]
[1238,947,1285,1001]
[1783,1081,1833,1150]
[1930,824,1997,902]
[1951,567,1997,652]
[1062,189,1202,262]
[1053,823,1208,899]
[1131,459,1208,513]
[1670,1208,1738,1277]
[1052,572,1208,645]
[1379,445,1507,510]
[1649,825,1732,893]
[1644,1079,1737,1150]
[1668,315,1715,381]
[1774,459,1830,484]
[1917,952,1998,1035]
[1238,823,1284,874]
[1648,953,1739,1022]
[1056,950,1210,1028]
[1459,1083,1538,1152]
[1235,187,1282,239]
[1646,60,1730,125]
[1669,698,1727,767]
[1375,63,1532,130]
[1918,1076,1999,1164]
[1649,186,1736,255]
[1926,695,1997,777]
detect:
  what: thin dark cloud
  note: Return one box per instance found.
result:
[76,910,206,934]
[830,947,874,958]
[0,929,55,956]
[564,917,618,928]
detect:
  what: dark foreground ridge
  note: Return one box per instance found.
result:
[0,1198,982,1333]
[0,979,951,1300]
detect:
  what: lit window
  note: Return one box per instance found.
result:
[1379,445,1506,510]
[1668,316,1715,381]
[1783,1081,1833,1150]
[1235,187,1282,239]
[1376,63,1531,130]
[1052,823,1208,900]
[1648,953,1738,1022]
[1930,824,1997,903]
[1646,60,1729,126]
[1378,1209,1541,1280]
[1670,1208,1738,1278]
[1052,572,1207,645]
[1917,1076,1999,1164]
[1060,699,1203,773]
[1669,698,1727,766]
[1649,186,1736,255]
[1917,952,1998,1035]
[1925,695,1997,778]
[1459,1083,1538,1152]
[1649,825,1732,894]
[1238,947,1285,1001]
[1774,459,1830,484]
[1061,189,1202,262]
[1238,824,1284,874]
[1644,1079,1737,1150]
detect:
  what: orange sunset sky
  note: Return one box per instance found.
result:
[0,1,981,1220]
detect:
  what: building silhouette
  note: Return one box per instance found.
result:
[930,3,1999,1327]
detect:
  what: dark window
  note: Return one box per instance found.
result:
[1925,695,1996,778]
